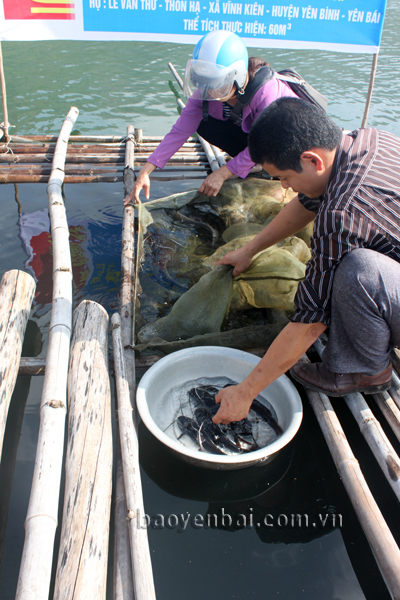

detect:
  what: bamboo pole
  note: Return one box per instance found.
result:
[313,338,400,501]
[6,134,181,143]
[134,322,286,355]
[18,358,46,376]
[0,174,123,184]
[0,155,206,166]
[113,124,136,600]
[3,143,201,155]
[0,155,207,167]
[361,52,379,129]
[53,300,112,600]
[0,42,9,142]
[1,165,124,174]
[121,124,136,397]
[389,369,400,411]
[111,313,156,600]
[306,386,400,599]
[345,392,400,500]
[0,174,205,184]
[8,134,127,144]
[16,107,78,600]
[0,270,35,461]
[390,347,400,376]
[168,62,184,89]
[113,427,134,600]
[0,160,206,172]
[210,144,227,167]
[372,391,400,444]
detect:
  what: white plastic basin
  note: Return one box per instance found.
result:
[136,346,303,470]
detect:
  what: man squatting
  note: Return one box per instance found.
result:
[213,97,400,425]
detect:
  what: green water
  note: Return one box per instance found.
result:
[1,2,400,598]
[3,0,400,138]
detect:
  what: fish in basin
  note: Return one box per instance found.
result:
[176,384,282,455]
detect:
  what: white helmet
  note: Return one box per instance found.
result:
[183,31,248,101]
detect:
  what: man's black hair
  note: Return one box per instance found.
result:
[248,97,342,172]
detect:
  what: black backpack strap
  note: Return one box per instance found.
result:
[228,102,244,124]
[228,65,275,124]
[275,68,328,112]
[236,66,275,105]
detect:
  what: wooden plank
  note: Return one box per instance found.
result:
[112,313,156,600]
[54,300,112,600]
[0,270,35,460]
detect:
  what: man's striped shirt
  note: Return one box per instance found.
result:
[293,128,400,324]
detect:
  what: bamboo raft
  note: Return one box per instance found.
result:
[2,107,400,600]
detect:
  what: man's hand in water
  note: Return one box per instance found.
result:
[212,383,253,424]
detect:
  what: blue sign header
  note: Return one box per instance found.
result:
[1,0,387,52]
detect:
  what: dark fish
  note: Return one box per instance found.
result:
[193,407,213,424]
[233,434,260,453]
[144,230,186,290]
[250,399,283,437]
[165,208,219,246]
[177,415,225,455]
[188,385,220,409]
[219,383,282,437]
[220,419,260,452]
[185,384,281,454]
[194,408,258,452]
[198,418,242,455]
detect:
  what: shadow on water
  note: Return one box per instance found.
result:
[0,321,43,575]
[138,421,294,503]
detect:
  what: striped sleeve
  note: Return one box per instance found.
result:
[297,194,324,213]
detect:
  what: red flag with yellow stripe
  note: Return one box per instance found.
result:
[3,0,75,20]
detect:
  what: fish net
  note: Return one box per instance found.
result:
[134,177,312,354]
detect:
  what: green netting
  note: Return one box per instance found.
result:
[135,178,313,348]
[202,235,310,312]
[137,265,233,342]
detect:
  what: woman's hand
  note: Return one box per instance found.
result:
[198,164,234,197]
[212,384,254,424]
[123,162,156,205]
[215,246,254,277]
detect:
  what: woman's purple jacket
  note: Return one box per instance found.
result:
[148,79,298,178]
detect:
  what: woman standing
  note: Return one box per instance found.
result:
[124,30,299,203]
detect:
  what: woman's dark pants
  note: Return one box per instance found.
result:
[197,117,248,157]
